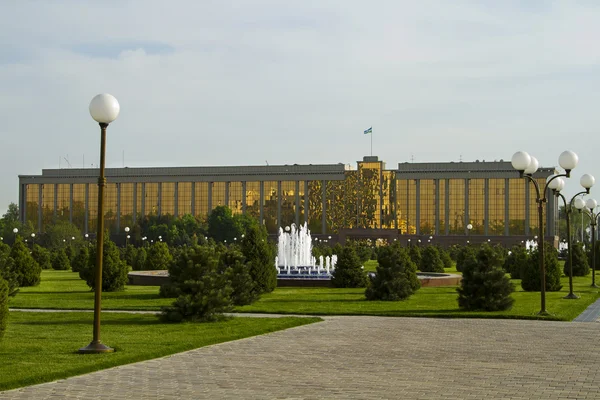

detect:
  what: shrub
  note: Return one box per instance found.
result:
[365,244,420,301]
[0,278,8,342]
[521,242,562,292]
[32,244,52,270]
[331,246,367,288]
[51,248,71,270]
[457,244,514,311]
[220,248,259,306]
[503,245,529,280]
[419,246,445,273]
[438,247,454,269]
[456,246,476,273]
[71,246,89,273]
[144,242,173,270]
[240,223,276,294]
[10,238,41,287]
[0,254,19,297]
[65,245,75,262]
[133,247,147,271]
[408,245,422,267]
[564,242,590,277]
[160,245,233,322]
[79,234,129,292]
[122,245,137,270]
[447,244,462,261]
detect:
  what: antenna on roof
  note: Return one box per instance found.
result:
[266,160,269,166]
[63,155,72,168]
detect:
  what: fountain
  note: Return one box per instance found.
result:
[276,223,336,286]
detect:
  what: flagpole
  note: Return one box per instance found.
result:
[371,128,372,156]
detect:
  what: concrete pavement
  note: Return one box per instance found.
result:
[1,316,600,399]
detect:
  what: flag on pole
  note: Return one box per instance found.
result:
[364,127,372,135]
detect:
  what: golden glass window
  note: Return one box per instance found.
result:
[438,179,446,234]
[25,184,39,230]
[120,183,134,229]
[263,181,278,233]
[72,184,86,232]
[145,183,159,216]
[508,179,526,235]
[381,171,395,229]
[178,182,192,216]
[489,179,505,235]
[307,180,323,234]
[56,184,70,222]
[88,184,98,233]
[228,182,243,215]
[448,179,465,234]
[245,182,260,220]
[468,179,485,235]
[161,182,175,216]
[104,183,118,233]
[194,182,209,218]
[281,181,296,229]
[357,163,381,228]
[419,179,435,235]
[212,182,226,210]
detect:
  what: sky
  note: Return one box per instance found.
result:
[1,0,599,215]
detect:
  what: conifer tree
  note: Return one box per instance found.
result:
[521,242,562,292]
[240,223,276,293]
[564,242,589,277]
[419,246,445,273]
[71,246,89,273]
[79,234,129,292]
[365,243,420,301]
[51,248,71,270]
[32,244,52,270]
[9,237,41,287]
[331,245,367,288]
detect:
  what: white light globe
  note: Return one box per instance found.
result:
[12,228,18,233]
[524,156,539,174]
[547,175,560,190]
[89,94,120,124]
[466,224,473,230]
[556,177,565,192]
[511,151,531,171]
[558,150,578,171]
[586,198,597,210]
[580,174,595,189]
[124,227,130,233]
[574,197,586,210]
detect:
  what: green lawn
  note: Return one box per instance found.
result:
[9,270,600,321]
[0,312,320,392]
[9,270,170,310]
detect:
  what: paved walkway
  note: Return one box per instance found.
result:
[2,315,600,399]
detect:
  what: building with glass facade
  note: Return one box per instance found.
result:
[18,156,557,244]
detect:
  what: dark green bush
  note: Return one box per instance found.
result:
[32,244,52,270]
[9,238,41,287]
[51,248,71,270]
[133,247,147,271]
[0,278,8,342]
[447,244,462,261]
[457,244,514,311]
[160,245,233,322]
[220,248,259,306]
[240,223,276,294]
[331,246,367,288]
[71,246,89,273]
[122,245,137,270]
[503,245,529,280]
[144,242,172,270]
[79,235,129,292]
[408,245,422,267]
[0,254,19,297]
[456,246,476,273]
[438,247,454,269]
[365,244,420,301]
[521,242,562,292]
[419,246,445,273]
[564,242,590,277]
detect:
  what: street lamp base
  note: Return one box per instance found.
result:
[78,341,114,354]
[537,310,550,316]
[563,293,580,299]
[591,284,599,289]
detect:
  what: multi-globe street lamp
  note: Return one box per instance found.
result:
[511,150,578,315]
[12,227,18,241]
[31,233,35,246]
[79,93,120,354]
[124,226,130,246]
[550,174,594,298]
[575,198,600,288]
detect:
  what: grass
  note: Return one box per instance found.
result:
[0,311,321,392]
[9,269,600,321]
[9,270,170,310]
[236,273,600,321]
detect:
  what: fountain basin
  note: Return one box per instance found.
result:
[129,270,462,288]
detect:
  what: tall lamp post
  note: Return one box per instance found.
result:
[549,174,594,298]
[575,198,600,288]
[466,223,472,243]
[31,233,36,247]
[79,93,120,354]
[12,228,18,242]
[511,150,578,315]
[124,226,130,246]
